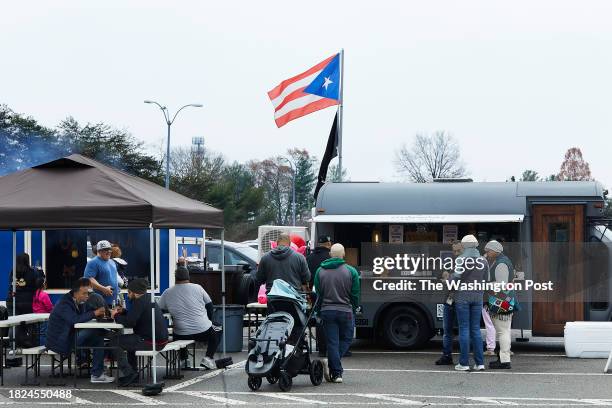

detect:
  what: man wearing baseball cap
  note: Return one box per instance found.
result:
[84,240,120,306]
[307,235,333,356]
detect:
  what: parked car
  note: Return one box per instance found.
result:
[240,239,259,251]
[204,240,259,271]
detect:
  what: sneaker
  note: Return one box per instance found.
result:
[454,364,470,371]
[472,364,485,371]
[488,360,511,369]
[484,350,496,356]
[200,357,216,370]
[91,373,115,383]
[343,350,352,357]
[118,372,139,387]
[330,374,343,383]
[435,355,454,365]
[322,358,331,382]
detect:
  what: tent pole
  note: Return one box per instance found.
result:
[221,229,226,357]
[11,230,16,352]
[149,225,158,384]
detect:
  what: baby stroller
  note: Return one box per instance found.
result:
[245,279,324,392]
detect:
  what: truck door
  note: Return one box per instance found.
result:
[532,204,585,336]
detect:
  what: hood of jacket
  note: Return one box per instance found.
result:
[270,245,293,260]
[320,257,346,269]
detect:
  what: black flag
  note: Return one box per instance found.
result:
[313,113,339,200]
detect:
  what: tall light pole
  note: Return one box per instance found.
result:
[280,158,296,226]
[144,100,203,189]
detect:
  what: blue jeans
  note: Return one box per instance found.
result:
[442,303,455,357]
[321,310,353,377]
[455,301,484,366]
[39,322,48,347]
[76,329,105,377]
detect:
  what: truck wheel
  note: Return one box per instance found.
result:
[382,306,430,349]
[237,274,255,305]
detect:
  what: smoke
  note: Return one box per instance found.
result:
[0,133,72,177]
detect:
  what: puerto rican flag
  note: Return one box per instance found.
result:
[268,53,340,128]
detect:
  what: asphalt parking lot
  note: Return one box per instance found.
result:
[0,334,611,407]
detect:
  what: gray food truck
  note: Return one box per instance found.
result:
[310,180,612,348]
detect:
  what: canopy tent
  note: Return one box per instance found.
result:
[0,154,226,390]
[0,154,223,229]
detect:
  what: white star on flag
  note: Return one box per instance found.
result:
[323,76,333,90]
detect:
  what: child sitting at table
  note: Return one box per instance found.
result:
[32,277,53,345]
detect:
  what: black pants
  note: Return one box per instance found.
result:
[316,318,327,354]
[108,334,164,375]
[174,326,220,359]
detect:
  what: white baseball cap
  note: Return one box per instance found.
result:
[96,240,112,251]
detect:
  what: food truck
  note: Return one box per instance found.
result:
[310,181,612,348]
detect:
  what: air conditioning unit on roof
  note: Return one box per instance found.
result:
[257,225,309,258]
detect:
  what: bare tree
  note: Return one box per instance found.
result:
[169,146,225,201]
[249,157,292,225]
[395,131,467,182]
[557,147,592,181]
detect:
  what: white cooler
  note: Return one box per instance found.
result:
[564,321,612,358]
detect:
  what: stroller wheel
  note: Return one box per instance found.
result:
[278,371,292,392]
[266,375,279,384]
[247,375,262,391]
[309,360,324,386]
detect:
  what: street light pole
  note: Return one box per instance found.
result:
[144,100,203,189]
[280,158,296,226]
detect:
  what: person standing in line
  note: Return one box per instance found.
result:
[484,240,515,369]
[307,235,332,357]
[314,243,360,384]
[255,233,311,293]
[482,254,497,356]
[435,241,463,365]
[452,235,486,372]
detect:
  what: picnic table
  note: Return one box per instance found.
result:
[0,313,50,385]
[73,320,125,387]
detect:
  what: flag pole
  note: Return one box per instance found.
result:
[337,48,344,181]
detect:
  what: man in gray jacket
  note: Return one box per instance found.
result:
[255,234,310,292]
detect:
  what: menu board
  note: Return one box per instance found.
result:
[442,225,458,244]
[389,224,404,243]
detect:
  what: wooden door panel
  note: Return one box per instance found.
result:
[532,205,584,336]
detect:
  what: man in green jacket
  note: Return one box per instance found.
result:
[313,243,360,384]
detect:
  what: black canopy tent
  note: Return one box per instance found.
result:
[0,154,226,388]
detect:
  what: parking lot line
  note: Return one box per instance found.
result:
[355,393,422,405]
[349,351,566,357]
[343,368,611,376]
[180,390,248,405]
[110,390,167,405]
[164,360,246,392]
[259,392,328,404]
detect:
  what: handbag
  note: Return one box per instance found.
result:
[487,289,517,315]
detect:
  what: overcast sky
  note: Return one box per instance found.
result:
[2,0,611,189]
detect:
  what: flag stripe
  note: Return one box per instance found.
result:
[270,72,320,108]
[275,98,339,127]
[273,87,309,113]
[274,93,323,119]
[267,54,335,100]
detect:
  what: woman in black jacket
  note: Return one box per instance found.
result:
[7,253,45,346]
